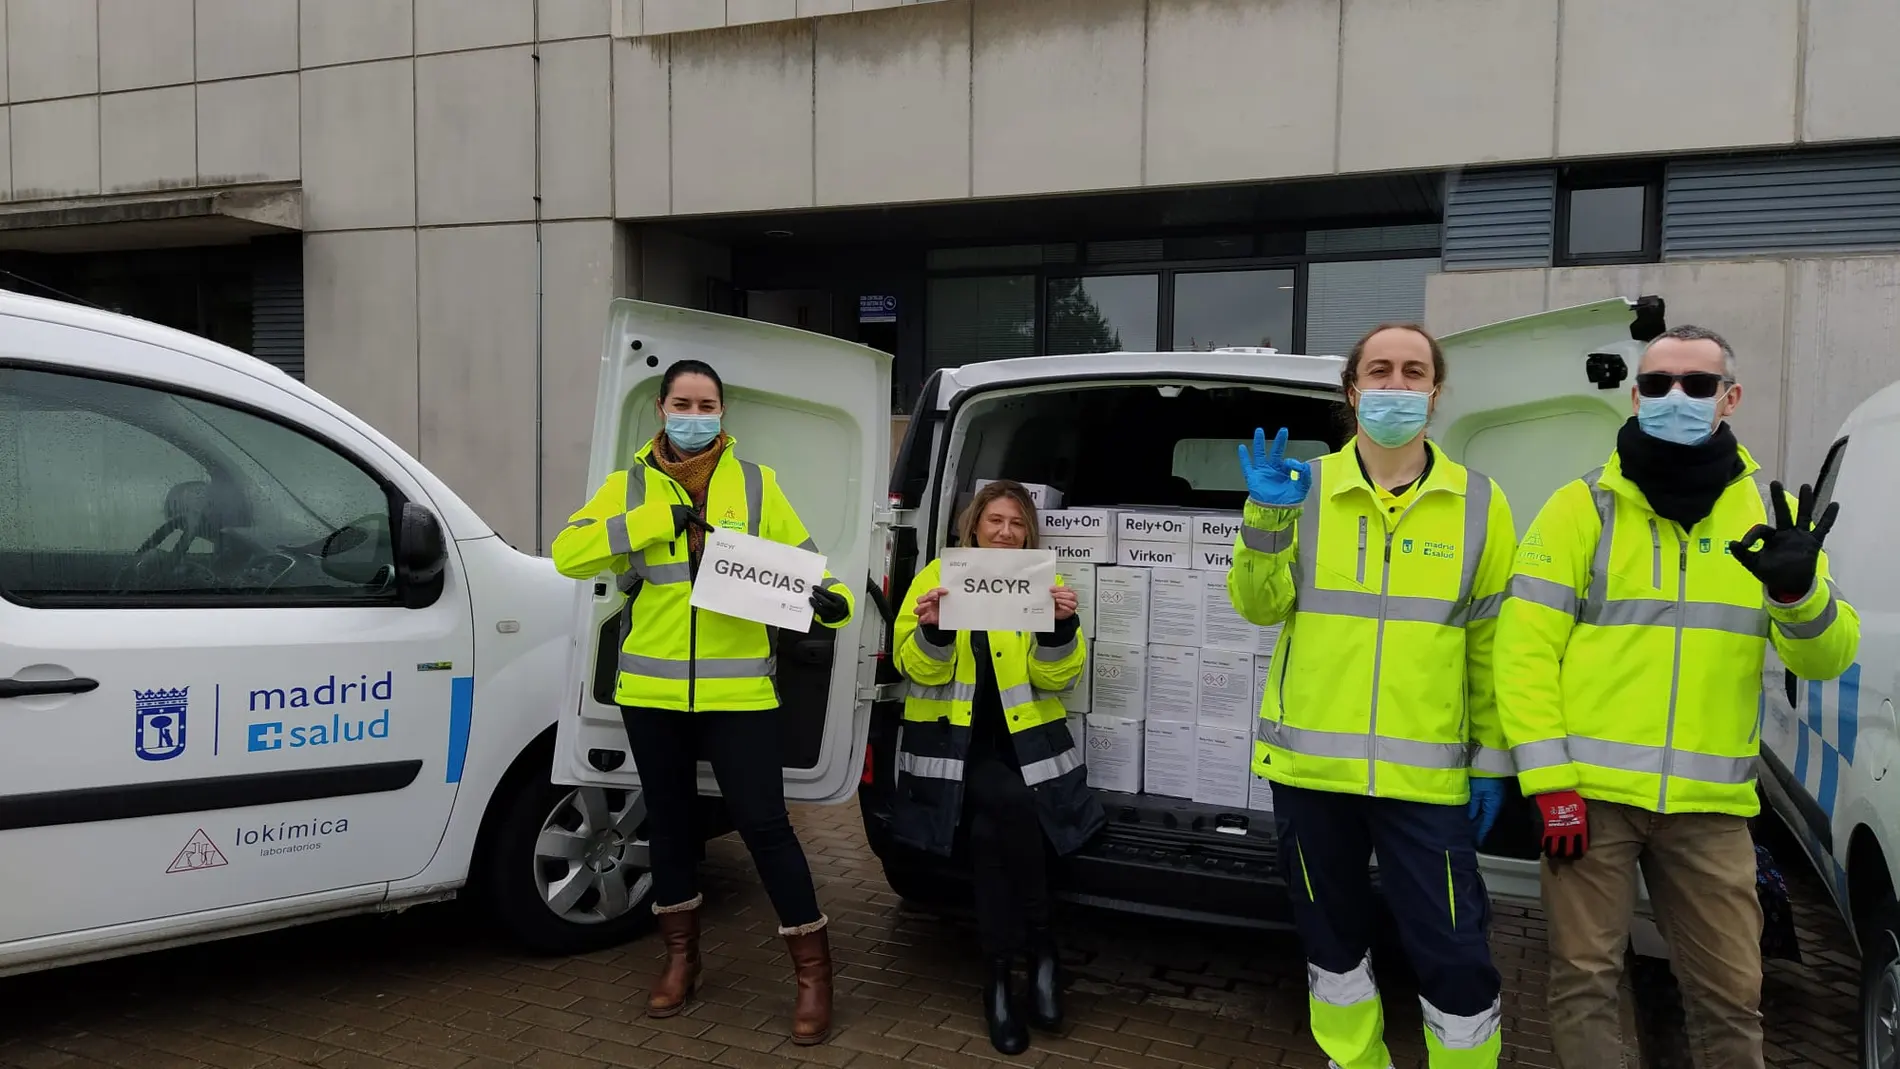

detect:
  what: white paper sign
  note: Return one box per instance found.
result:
[689,529,828,631]
[939,548,1060,633]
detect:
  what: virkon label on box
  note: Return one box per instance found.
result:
[1056,562,1097,638]
[1192,514,1242,547]
[1091,641,1147,719]
[1085,715,1143,793]
[1203,570,1280,656]
[1118,541,1191,568]
[1197,647,1256,730]
[1143,720,1198,799]
[1196,545,1235,571]
[1149,568,1204,647]
[1194,726,1252,808]
[1145,645,1200,722]
[1044,534,1116,563]
[1119,511,1192,544]
[1094,567,1151,645]
[1040,508,1114,537]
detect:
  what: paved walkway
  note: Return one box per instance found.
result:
[0,799,1863,1069]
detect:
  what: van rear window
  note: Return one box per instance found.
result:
[1171,437,1330,493]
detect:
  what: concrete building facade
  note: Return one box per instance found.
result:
[0,0,1896,551]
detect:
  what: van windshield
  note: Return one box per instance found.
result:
[942,381,1343,536]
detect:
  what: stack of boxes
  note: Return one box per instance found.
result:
[1021,493,1281,814]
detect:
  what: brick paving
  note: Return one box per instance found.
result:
[0,798,1864,1069]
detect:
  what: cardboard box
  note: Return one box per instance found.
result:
[1196,647,1256,730]
[1041,508,1114,538]
[1249,770,1276,814]
[1143,720,1198,799]
[1060,666,1090,713]
[1192,513,1243,547]
[1045,534,1116,563]
[1092,641,1148,719]
[1085,715,1143,793]
[1118,511,1192,545]
[977,478,1064,510]
[1056,561,1097,638]
[1095,568,1151,645]
[1196,545,1235,571]
[1146,644,1201,722]
[1118,541,1192,568]
[1202,570,1281,656]
[1254,654,1272,717]
[1194,726,1252,808]
[1065,713,1088,757]
[1149,568,1205,647]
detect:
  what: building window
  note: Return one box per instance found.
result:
[925,275,1037,371]
[1045,275,1158,354]
[1172,269,1295,351]
[1558,172,1660,265]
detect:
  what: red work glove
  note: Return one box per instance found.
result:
[1535,790,1590,860]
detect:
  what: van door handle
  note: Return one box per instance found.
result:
[0,677,100,698]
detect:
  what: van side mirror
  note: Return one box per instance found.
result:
[396,502,447,608]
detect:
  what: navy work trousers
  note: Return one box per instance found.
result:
[1272,782,1503,1066]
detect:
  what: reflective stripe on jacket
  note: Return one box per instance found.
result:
[1496,445,1858,816]
[1229,441,1517,806]
[550,436,854,712]
[888,558,1105,858]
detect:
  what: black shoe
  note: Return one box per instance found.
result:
[1024,927,1064,1032]
[983,957,1030,1055]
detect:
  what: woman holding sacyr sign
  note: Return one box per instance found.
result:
[892,479,1104,1056]
[552,359,853,1044]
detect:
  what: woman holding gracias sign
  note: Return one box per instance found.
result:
[552,359,853,1045]
[892,479,1104,1055]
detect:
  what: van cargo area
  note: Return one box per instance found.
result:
[860,376,1544,929]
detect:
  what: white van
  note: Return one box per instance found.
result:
[1757,379,1900,1066]
[1,288,1690,978]
[0,292,887,977]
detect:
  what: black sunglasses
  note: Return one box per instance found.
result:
[1635,371,1732,400]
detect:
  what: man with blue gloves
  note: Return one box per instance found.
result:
[1228,323,1518,1068]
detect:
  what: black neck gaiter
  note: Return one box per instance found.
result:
[1614,417,1744,530]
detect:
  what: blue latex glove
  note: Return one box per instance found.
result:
[1467,777,1504,844]
[1237,427,1313,507]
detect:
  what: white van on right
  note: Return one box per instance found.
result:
[1757,377,1900,1068]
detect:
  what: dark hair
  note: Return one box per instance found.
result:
[958,480,1042,550]
[660,359,724,404]
[1340,322,1447,393]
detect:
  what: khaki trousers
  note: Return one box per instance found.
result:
[1542,800,1763,1069]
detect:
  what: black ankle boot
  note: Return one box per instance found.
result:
[983,957,1029,1055]
[1024,926,1063,1031]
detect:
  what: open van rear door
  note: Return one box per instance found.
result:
[553,300,893,806]
[1431,296,1655,537]
[1430,296,1655,907]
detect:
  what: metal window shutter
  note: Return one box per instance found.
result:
[1441,169,1555,271]
[251,239,305,380]
[1663,151,1900,260]
[1305,258,1440,356]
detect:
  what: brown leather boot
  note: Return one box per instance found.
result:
[647,894,702,1018]
[781,915,833,1045]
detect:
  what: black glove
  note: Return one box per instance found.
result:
[670,505,713,537]
[1729,480,1839,602]
[809,585,849,625]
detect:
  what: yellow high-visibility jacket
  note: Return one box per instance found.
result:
[1496,446,1858,815]
[890,559,1103,857]
[551,437,853,712]
[1230,442,1517,805]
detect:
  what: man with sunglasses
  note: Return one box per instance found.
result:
[1494,324,1860,1068]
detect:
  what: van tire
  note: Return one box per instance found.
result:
[1860,904,1900,1068]
[481,775,657,955]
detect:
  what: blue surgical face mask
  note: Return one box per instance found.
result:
[665,413,722,452]
[1637,390,1718,447]
[1355,389,1432,448]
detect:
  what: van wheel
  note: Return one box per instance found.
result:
[1861,905,1900,1068]
[482,777,656,954]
